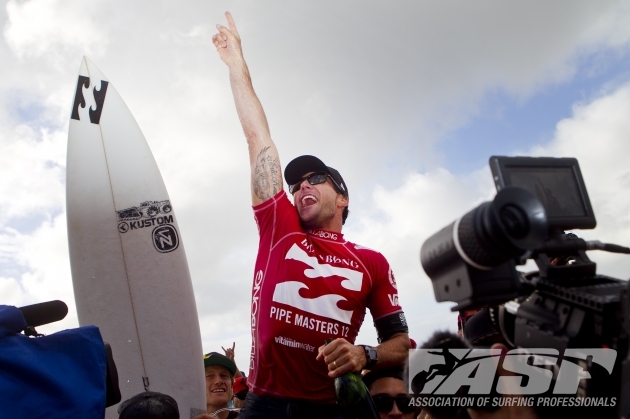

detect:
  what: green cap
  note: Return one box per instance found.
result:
[203,352,237,376]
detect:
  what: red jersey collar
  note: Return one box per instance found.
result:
[307,229,345,242]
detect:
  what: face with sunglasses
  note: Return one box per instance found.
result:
[369,377,415,419]
[289,171,348,230]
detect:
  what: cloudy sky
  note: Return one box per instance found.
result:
[2,0,630,373]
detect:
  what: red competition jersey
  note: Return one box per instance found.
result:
[248,191,404,402]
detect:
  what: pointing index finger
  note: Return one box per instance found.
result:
[225,11,239,34]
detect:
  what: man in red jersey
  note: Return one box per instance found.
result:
[212,12,410,419]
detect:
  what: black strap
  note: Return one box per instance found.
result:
[374,311,409,343]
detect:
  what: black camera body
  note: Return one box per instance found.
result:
[420,156,630,418]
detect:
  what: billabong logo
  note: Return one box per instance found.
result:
[308,230,338,240]
[408,347,617,395]
[71,76,109,124]
[272,243,363,324]
[152,225,179,253]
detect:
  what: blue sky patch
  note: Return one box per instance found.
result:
[436,50,630,175]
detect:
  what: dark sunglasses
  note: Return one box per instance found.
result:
[289,172,331,194]
[372,395,415,413]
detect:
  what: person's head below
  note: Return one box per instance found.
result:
[284,155,349,232]
[117,391,179,419]
[203,352,236,412]
[363,367,416,419]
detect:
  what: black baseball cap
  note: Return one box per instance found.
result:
[203,352,237,376]
[284,155,349,196]
[117,391,179,419]
[362,366,405,389]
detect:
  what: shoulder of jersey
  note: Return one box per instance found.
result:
[352,243,384,256]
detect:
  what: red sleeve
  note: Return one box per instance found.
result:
[365,252,403,321]
[252,191,301,246]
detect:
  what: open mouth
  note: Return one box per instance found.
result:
[211,388,226,393]
[301,194,318,208]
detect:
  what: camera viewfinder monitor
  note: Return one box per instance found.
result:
[489,156,596,231]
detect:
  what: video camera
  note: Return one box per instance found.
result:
[0,300,121,417]
[419,156,630,418]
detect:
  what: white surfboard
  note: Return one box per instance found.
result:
[66,57,206,418]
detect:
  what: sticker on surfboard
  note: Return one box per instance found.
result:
[152,225,179,253]
[71,76,109,124]
[116,200,173,221]
[115,200,179,253]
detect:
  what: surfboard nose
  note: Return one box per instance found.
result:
[78,56,88,77]
[82,56,109,82]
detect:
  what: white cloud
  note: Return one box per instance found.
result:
[0,213,75,333]
[581,0,630,49]
[3,0,107,68]
[160,24,216,46]
[0,125,65,223]
[0,276,25,305]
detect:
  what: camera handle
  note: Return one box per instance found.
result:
[535,250,595,280]
[534,231,596,280]
[534,231,630,280]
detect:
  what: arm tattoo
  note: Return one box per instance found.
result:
[253,146,281,201]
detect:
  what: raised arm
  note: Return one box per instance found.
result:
[213,12,283,206]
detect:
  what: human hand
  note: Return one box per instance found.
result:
[212,11,244,68]
[316,338,366,378]
[222,342,236,361]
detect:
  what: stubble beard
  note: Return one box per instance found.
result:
[299,201,336,230]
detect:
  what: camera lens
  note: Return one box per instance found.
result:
[421,187,548,276]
